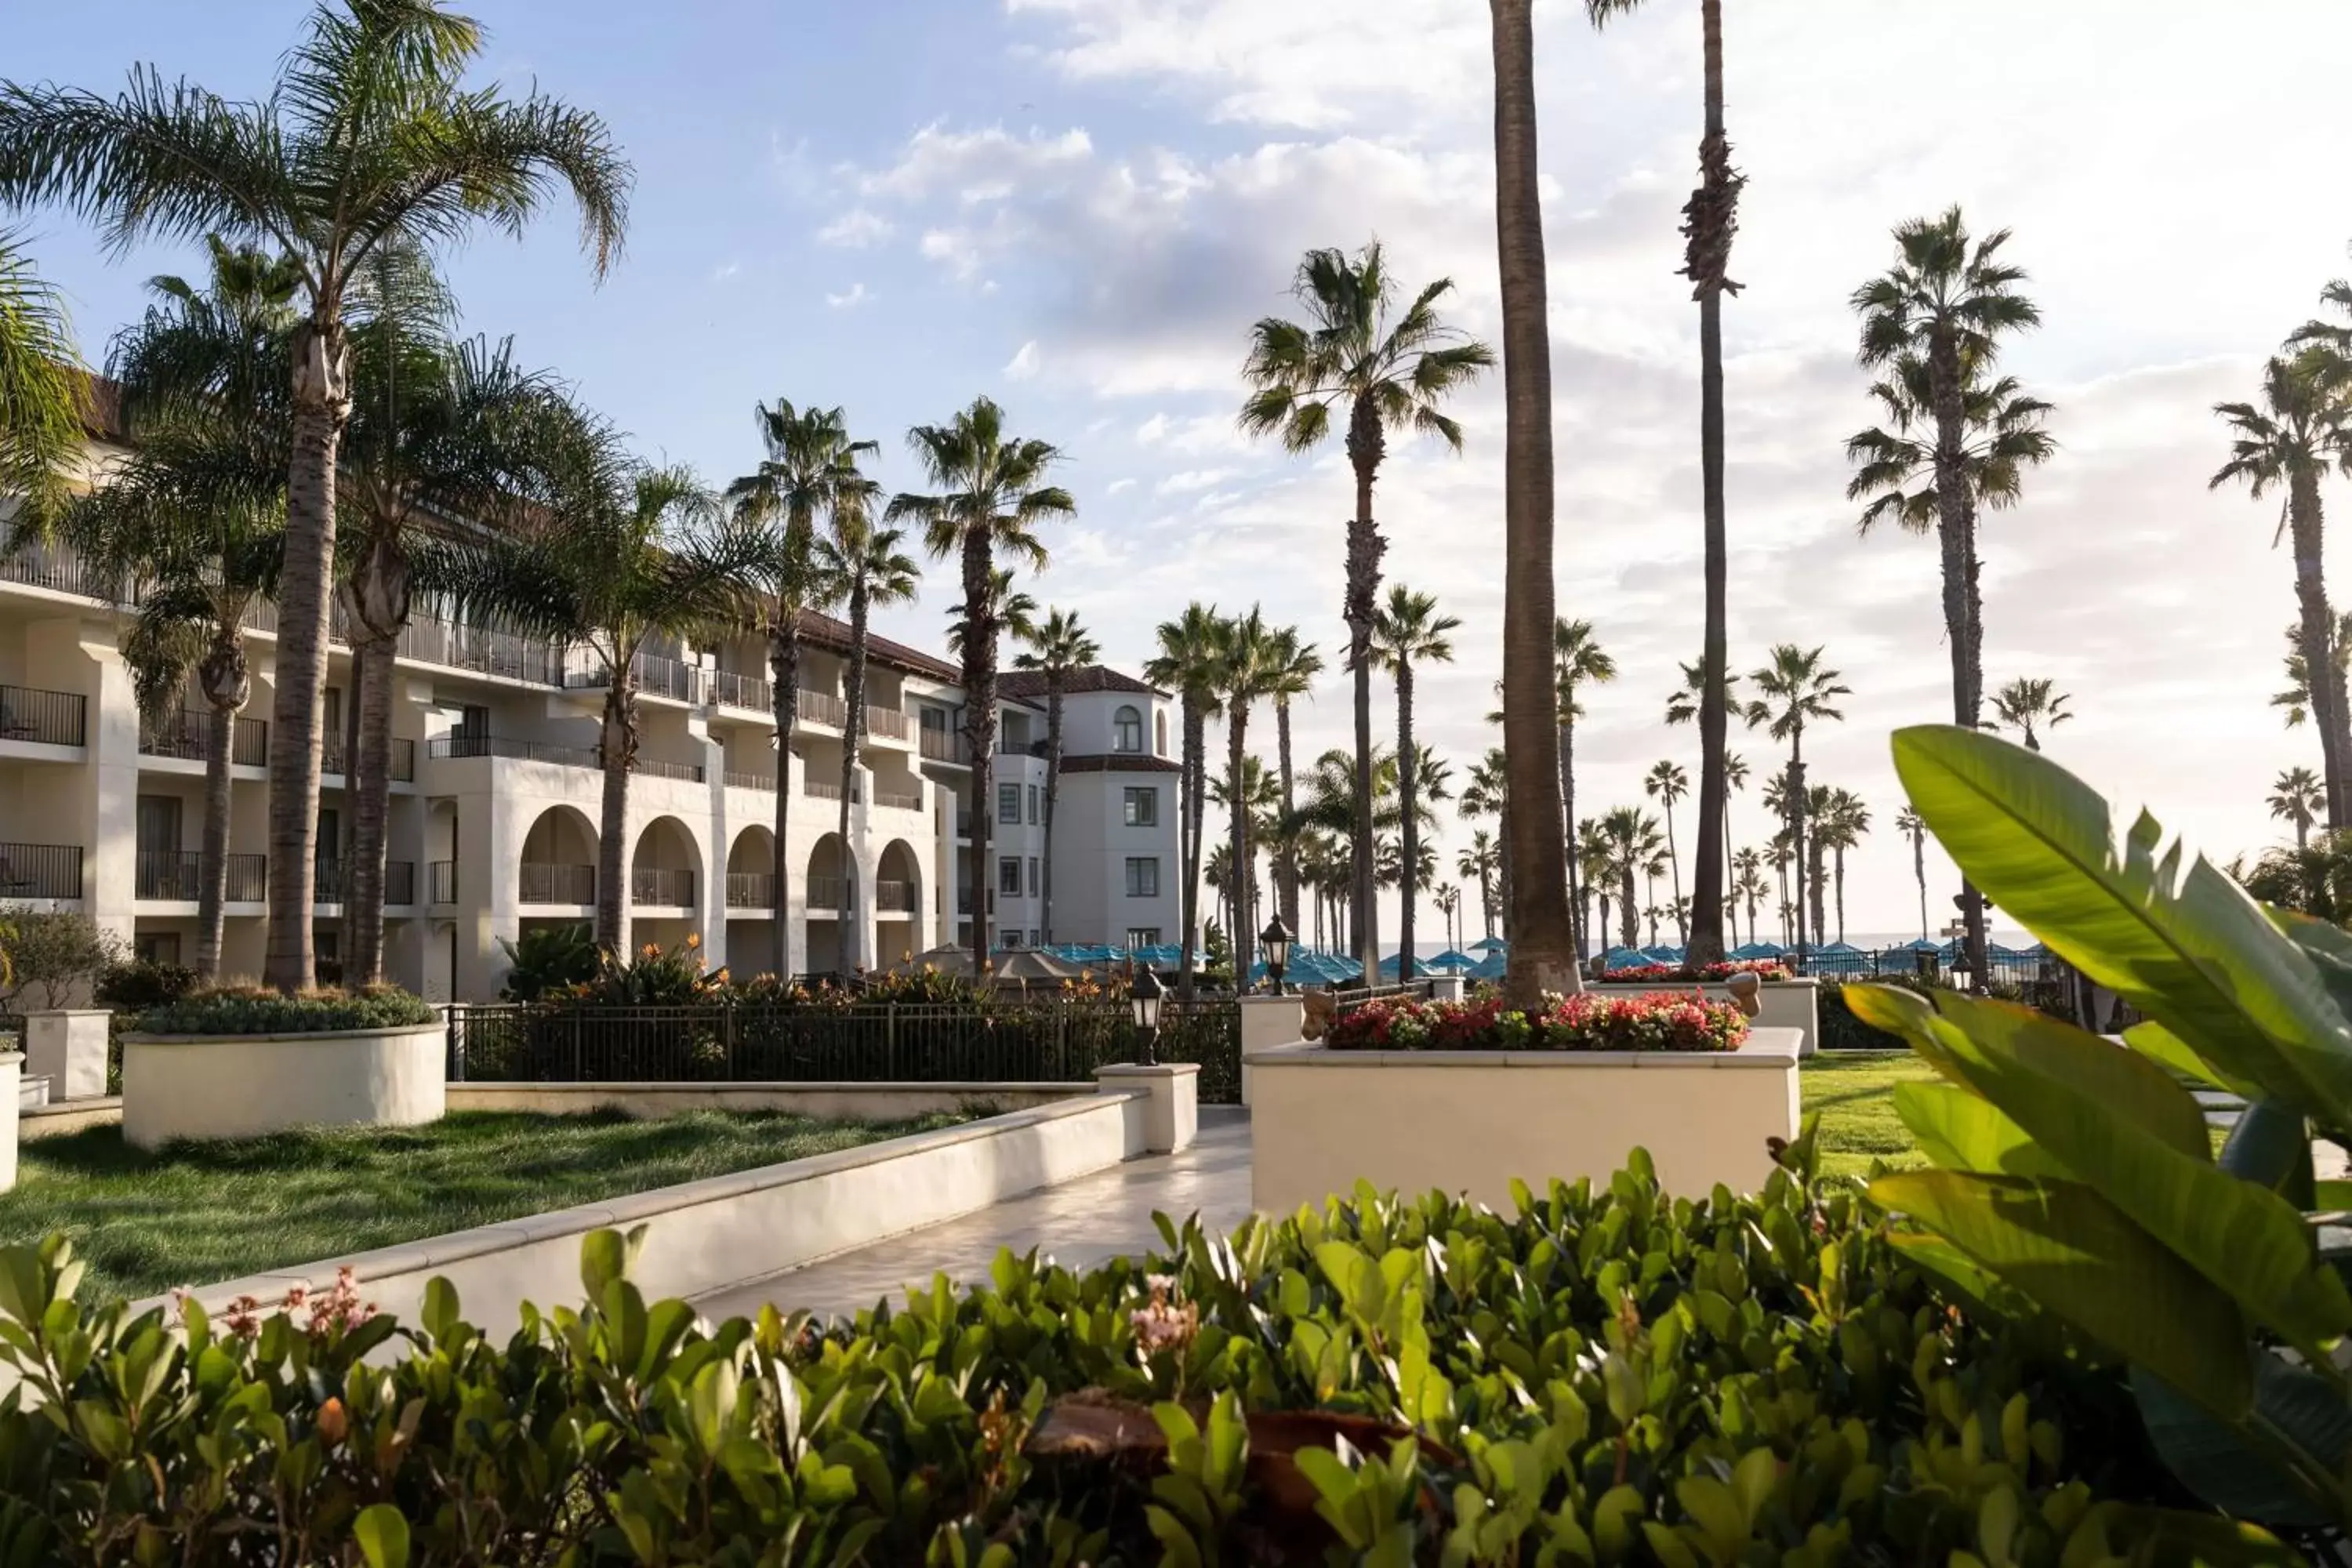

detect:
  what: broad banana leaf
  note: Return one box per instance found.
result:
[1872,1169,2253,1420]
[2131,1357,2352,1527]
[1895,986,2352,1359]
[1889,724,2352,1121]
[1892,1080,2067,1178]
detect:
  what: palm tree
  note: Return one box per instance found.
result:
[1460,746,1513,943]
[2273,765,2327,851]
[1145,604,1225,999]
[1767,834,1795,946]
[1240,241,1493,979]
[1588,0,1742,971]
[815,517,920,960]
[2214,350,2352,829]
[1013,607,1097,946]
[1743,644,1849,971]
[1576,820,1613,955]
[1210,609,1280,984]
[1850,209,2045,989]
[1669,656,1747,924]
[1554,618,1615,957]
[890,397,1073,964]
[2274,614,2352,736]
[1599,807,1664,951]
[0,229,83,513]
[1642,759,1691,943]
[1486,0,1580,999]
[1817,787,1871,945]
[42,239,294,980]
[1984,676,2072,752]
[444,454,773,952]
[1731,846,1768,952]
[1261,626,1323,936]
[1457,830,1499,942]
[728,400,874,977]
[1895,806,1929,939]
[0,0,630,991]
[1368,585,1458,978]
[1435,882,1461,954]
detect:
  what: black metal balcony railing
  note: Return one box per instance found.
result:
[0,684,87,747]
[724,871,775,908]
[0,538,105,598]
[806,874,844,909]
[636,757,706,783]
[428,861,459,905]
[314,856,343,904]
[873,787,924,813]
[713,668,771,711]
[135,849,266,902]
[799,690,847,728]
[428,733,601,768]
[956,888,975,914]
[866,705,909,740]
[724,769,775,792]
[876,878,914,913]
[386,859,416,905]
[919,728,967,764]
[520,862,595,905]
[565,651,702,704]
[956,812,971,838]
[140,709,268,768]
[630,866,695,907]
[320,735,417,782]
[0,842,83,900]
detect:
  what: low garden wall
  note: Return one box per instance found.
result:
[120,1022,447,1149]
[1250,1027,1802,1211]
[444,1081,1095,1120]
[145,1069,1196,1330]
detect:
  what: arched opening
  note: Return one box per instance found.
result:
[724,823,779,978]
[518,805,597,908]
[1113,704,1143,753]
[630,815,705,954]
[876,838,924,967]
[804,832,848,978]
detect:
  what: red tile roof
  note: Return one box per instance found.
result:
[995,665,1165,699]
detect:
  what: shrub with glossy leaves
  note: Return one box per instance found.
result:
[0,1128,2280,1564]
[130,985,437,1036]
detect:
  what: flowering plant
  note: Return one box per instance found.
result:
[1595,960,1792,984]
[1324,989,1748,1053]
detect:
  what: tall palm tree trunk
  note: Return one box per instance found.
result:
[1043,681,1064,944]
[1687,0,1733,971]
[1926,331,1989,989]
[595,681,634,952]
[264,324,350,992]
[1618,862,1638,949]
[1227,711,1254,984]
[1479,863,1494,941]
[198,700,235,981]
[1913,838,1927,941]
[1343,416,1385,976]
[1786,737,1809,971]
[1276,698,1301,934]
[1559,716,1579,955]
[1808,838,1828,950]
[837,579,869,968]
[960,534,998,964]
[1661,802,1683,942]
[2290,472,2350,829]
[1497,795,1515,944]
[344,633,397,985]
[769,626,800,978]
[1396,659,1419,980]
[1490,0,1577,1001]
[1833,845,1849,945]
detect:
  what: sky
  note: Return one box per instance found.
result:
[9,0,2352,946]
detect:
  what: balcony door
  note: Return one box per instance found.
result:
[136,795,181,855]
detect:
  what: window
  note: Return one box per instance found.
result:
[134,931,181,966]
[1125,927,1161,949]
[1123,786,1158,827]
[1027,784,1040,824]
[1113,704,1143,753]
[1156,712,1168,757]
[998,856,1023,895]
[1124,857,1160,898]
[997,782,1020,823]
[1028,856,1040,896]
[135,795,181,852]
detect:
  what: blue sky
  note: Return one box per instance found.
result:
[14,0,2352,936]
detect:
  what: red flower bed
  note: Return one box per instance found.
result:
[1325,990,1748,1054]
[1594,960,1792,984]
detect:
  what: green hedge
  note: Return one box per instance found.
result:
[0,1134,2266,1564]
[130,985,438,1036]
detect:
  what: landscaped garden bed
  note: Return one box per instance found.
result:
[0,1106,967,1301]
[1325,988,1750,1051]
[1585,964,1823,1054]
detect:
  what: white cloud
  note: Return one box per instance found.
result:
[710,260,741,282]
[825,281,871,309]
[1004,339,1041,379]
[816,208,895,248]
[1155,467,1230,495]
[1105,477,1137,495]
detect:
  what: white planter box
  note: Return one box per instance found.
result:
[25,1010,111,1101]
[121,1022,447,1150]
[1250,1028,1802,1212]
[1588,979,1820,1056]
[0,1052,20,1192]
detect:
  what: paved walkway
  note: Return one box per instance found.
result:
[693,1106,1255,1322]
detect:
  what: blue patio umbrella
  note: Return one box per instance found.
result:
[1599,947,1652,972]
[1468,953,1509,981]
[1729,942,1783,960]
[1900,937,1940,953]
[1468,936,1508,954]
[1426,949,1475,973]
[1642,946,1684,963]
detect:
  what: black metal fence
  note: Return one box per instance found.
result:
[443,998,1244,1102]
[0,684,86,746]
[1330,979,1439,1018]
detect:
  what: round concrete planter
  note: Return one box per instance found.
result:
[1250,1029,1803,1210]
[120,1022,447,1150]
[1587,979,1819,1056]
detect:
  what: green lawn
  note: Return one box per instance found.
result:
[0,1108,971,1303]
[1804,1051,1939,1180]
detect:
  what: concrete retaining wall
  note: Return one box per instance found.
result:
[122,1022,448,1149]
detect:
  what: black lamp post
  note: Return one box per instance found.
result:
[1259,913,1292,996]
[1130,966,1166,1067]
